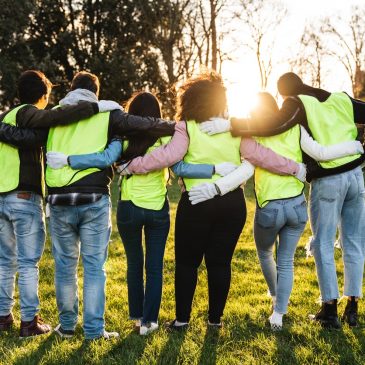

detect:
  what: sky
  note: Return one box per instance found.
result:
[223,0,365,116]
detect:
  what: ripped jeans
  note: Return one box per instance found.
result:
[309,166,365,302]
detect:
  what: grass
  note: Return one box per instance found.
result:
[0,178,365,365]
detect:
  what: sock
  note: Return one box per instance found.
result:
[272,296,277,308]
[135,320,141,327]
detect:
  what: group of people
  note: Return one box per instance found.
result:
[0,68,364,341]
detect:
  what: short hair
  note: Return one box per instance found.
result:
[175,71,227,123]
[17,70,52,104]
[277,72,304,96]
[71,71,100,96]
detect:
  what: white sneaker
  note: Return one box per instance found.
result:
[269,311,283,331]
[139,322,158,335]
[100,330,120,339]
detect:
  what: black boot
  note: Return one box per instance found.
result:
[309,300,341,329]
[342,297,358,327]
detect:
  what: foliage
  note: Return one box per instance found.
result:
[0,180,364,365]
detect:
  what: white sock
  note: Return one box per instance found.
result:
[269,311,283,326]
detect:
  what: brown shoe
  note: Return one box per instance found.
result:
[19,315,51,338]
[0,313,14,331]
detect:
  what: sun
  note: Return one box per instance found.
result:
[222,59,262,118]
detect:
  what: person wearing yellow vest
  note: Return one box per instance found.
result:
[118,72,312,330]
[200,72,365,328]
[44,73,178,340]
[185,91,362,330]
[0,70,105,338]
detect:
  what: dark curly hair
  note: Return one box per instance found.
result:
[175,71,227,123]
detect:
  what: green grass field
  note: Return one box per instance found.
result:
[0,179,364,365]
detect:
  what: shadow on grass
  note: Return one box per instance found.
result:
[99,331,148,365]
[198,328,219,365]
[156,328,187,365]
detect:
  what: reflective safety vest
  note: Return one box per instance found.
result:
[255,125,304,208]
[46,111,110,187]
[299,92,360,169]
[182,120,241,191]
[0,105,28,193]
[120,137,171,210]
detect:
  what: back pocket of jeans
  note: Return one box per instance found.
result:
[256,208,278,229]
[293,200,308,224]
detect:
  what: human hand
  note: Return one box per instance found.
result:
[295,163,307,182]
[46,152,69,169]
[98,100,123,112]
[188,183,219,205]
[199,117,231,135]
[214,162,238,176]
[117,163,130,175]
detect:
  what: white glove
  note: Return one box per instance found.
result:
[117,163,131,175]
[46,152,69,169]
[215,162,238,176]
[295,163,307,182]
[215,160,255,195]
[188,183,219,205]
[98,100,123,112]
[354,140,364,154]
[199,117,231,135]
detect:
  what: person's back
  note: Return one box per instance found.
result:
[46,71,119,340]
[277,72,365,329]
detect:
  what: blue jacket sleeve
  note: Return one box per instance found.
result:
[68,140,123,169]
[171,160,214,178]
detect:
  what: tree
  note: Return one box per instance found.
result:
[289,23,330,88]
[234,0,287,89]
[324,6,365,97]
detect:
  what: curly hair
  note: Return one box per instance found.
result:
[175,71,227,123]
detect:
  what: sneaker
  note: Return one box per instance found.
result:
[139,322,158,335]
[0,313,14,332]
[342,297,358,327]
[165,319,189,332]
[269,311,283,331]
[19,315,52,338]
[309,300,341,329]
[54,324,75,338]
[207,320,223,329]
[97,330,120,340]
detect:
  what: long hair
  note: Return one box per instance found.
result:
[175,71,227,123]
[120,91,162,161]
[250,92,279,119]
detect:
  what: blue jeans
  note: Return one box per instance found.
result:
[0,192,45,321]
[49,195,111,339]
[309,166,365,302]
[254,194,308,314]
[117,199,170,325]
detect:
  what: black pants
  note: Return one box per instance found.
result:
[174,188,246,323]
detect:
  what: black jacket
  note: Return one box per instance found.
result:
[0,106,176,195]
[231,90,365,181]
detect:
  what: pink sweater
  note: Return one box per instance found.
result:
[127,122,299,175]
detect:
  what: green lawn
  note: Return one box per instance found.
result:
[0,179,364,365]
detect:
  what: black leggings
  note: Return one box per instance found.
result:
[174,188,246,323]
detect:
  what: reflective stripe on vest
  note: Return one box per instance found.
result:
[299,93,359,169]
[46,111,110,187]
[120,136,171,210]
[182,120,241,191]
[255,125,304,208]
[0,105,28,193]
